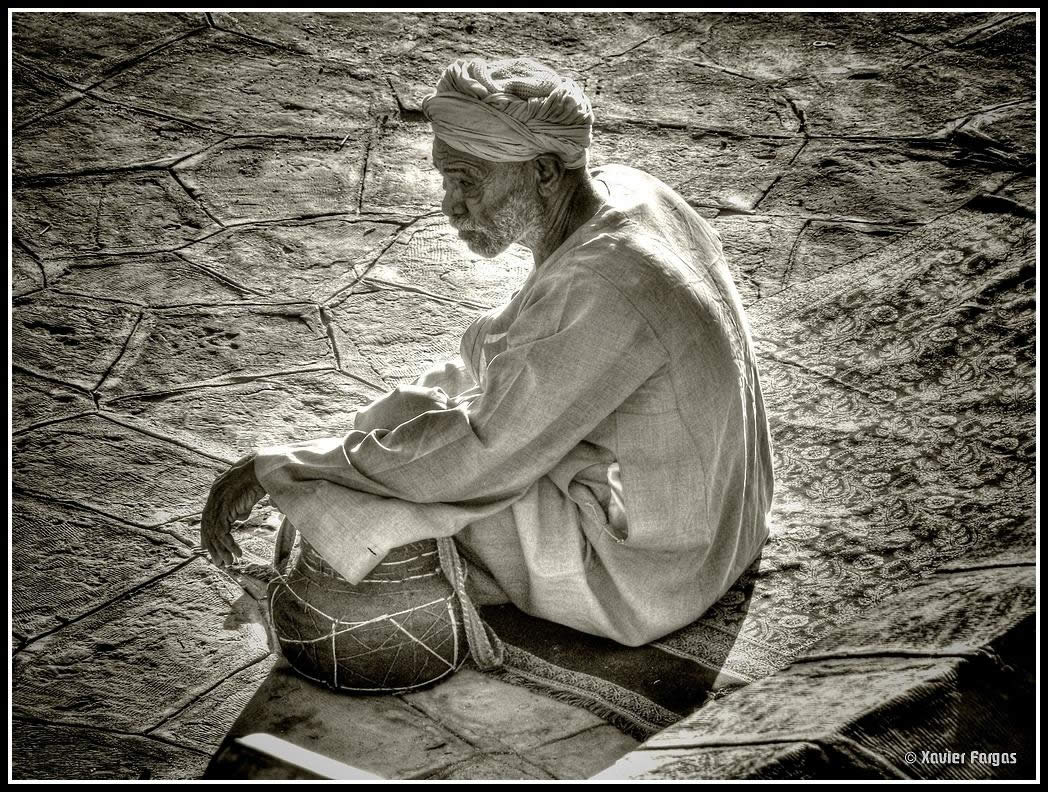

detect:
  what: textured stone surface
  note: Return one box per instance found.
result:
[13,243,45,297]
[13,415,226,526]
[105,371,382,461]
[211,11,652,69]
[175,137,367,223]
[955,101,1036,164]
[99,305,335,398]
[52,252,250,307]
[329,288,481,384]
[363,217,531,308]
[94,29,395,135]
[756,140,1014,223]
[13,497,192,644]
[404,667,606,753]
[13,559,270,731]
[783,19,1035,137]
[12,11,205,86]
[12,370,92,433]
[429,753,553,780]
[13,171,217,259]
[14,98,222,177]
[11,292,140,391]
[888,12,1018,47]
[592,127,805,213]
[360,122,444,214]
[713,215,912,302]
[12,720,208,780]
[591,54,802,135]
[667,12,920,83]
[220,660,475,779]
[151,655,279,753]
[177,219,400,303]
[994,173,1035,208]
[596,743,833,781]
[527,725,643,779]
[209,12,654,105]
[12,61,80,129]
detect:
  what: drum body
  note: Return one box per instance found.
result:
[269,538,469,693]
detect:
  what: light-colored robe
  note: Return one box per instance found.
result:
[254,164,774,647]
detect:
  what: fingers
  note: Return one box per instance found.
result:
[202,491,238,568]
[201,455,264,569]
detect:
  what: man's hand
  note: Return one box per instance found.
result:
[201,453,267,568]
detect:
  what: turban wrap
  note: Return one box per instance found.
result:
[422,57,594,169]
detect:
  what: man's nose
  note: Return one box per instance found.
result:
[441,183,466,220]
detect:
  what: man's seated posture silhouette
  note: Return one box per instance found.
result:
[202,57,774,647]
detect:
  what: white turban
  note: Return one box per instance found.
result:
[422,57,594,170]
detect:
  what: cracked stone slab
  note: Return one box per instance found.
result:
[105,371,383,462]
[785,19,1035,137]
[428,753,554,781]
[755,139,1017,223]
[12,61,81,129]
[12,720,208,780]
[596,743,835,780]
[12,292,140,391]
[13,558,270,733]
[51,252,251,307]
[209,12,649,108]
[590,53,802,136]
[329,289,482,384]
[14,97,224,177]
[212,11,658,71]
[954,101,1035,165]
[12,414,226,527]
[13,244,45,297]
[713,215,912,303]
[360,122,444,214]
[217,659,476,779]
[363,218,530,308]
[995,174,1034,209]
[13,370,93,433]
[177,220,400,303]
[93,29,394,136]
[527,725,640,779]
[592,126,805,213]
[667,12,921,84]
[13,171,218,259]
[174,137,368,223]
[403,667,606,754]
[888,11,1021,48]
[99,305,335,399]
[13,496,192,645]
[12,11,206,87]
[150,655,278,754]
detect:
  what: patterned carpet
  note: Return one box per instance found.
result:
[481,193,1036,738]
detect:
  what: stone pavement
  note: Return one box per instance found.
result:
[11,11,1035,780]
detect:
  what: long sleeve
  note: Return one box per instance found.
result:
[254,266,667,583]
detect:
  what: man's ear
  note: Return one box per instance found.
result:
[532,154,567,197]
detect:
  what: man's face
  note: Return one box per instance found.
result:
[431,138,543,258]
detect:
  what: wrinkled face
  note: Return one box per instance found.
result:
[431,137,544,258]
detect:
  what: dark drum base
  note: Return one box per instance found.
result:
[269,539,470,693]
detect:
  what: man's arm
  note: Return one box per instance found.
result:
[239,270,665,580]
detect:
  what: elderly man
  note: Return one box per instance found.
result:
[202,57,774,647]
